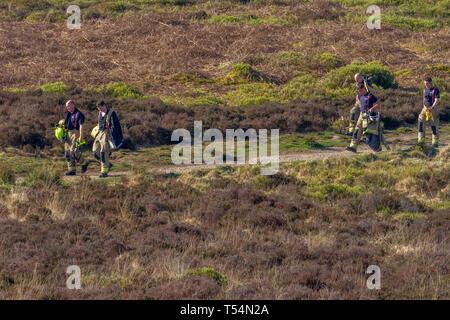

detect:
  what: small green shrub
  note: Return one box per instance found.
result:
[109,1,130,13]
[187,267,228,284]
[313,53,345,70]
[98,82,142,98]
[321,61,397,98]
[277,51,304,66]
[171,73,198,83]
[219,63,264,85]
[224,83,277,106]
[280,75,319,102]
[40,81,68,94]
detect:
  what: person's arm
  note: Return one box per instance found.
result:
[369,101,380,112]
[79,124,84,141]
[431,89,440,110]
[431,98,439,109]
[368,85,377,94]
[363,78,377,93]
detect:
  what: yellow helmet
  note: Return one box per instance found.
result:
[91,125,100,139]
[55,127,67,142]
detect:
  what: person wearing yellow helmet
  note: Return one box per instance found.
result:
[62,100,85,176]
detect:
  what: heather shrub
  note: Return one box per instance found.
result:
[322,61,397,98]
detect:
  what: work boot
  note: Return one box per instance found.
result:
[65,170,76,176]
[99,172,108,178]
[109,163,113,169]
[432,143,439,148]
[81,163,89,173]
[346,146,357,153]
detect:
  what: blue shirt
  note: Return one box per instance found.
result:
[98,109,110,132]
[67,109,85,131]
[423,87,440,107]
[358,92,378,114]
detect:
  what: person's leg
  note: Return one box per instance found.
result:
[71,129,81,165]
[83,134,101,174]
[348,100,360,135]
[431,108,439,147]
[92,136,101,161]
[418,106,426,144]
[349,113,364,151]
[65,131,77,174]
[99,132,111,176]
[64,140,72,172]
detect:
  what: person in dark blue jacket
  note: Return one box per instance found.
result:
[348,73,377,135]
[92,101,123,178]
[418,77,440,147]
[63,100,85,176]
[346,82,380,153]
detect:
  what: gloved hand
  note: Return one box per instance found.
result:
[75,140,86,149]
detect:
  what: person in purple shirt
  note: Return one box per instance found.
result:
[63,100,85,175]
[418,77,440,147]
[346,82,380,153]
[348,73,377,135]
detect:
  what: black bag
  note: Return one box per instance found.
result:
[106,110,123,151]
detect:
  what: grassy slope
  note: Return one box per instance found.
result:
[0,143,449,299]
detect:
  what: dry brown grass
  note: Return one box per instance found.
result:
[1,12,448,94]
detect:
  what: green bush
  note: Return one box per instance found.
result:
[187,267,228,284]
[313,53,345,70]
[277,51,304,66]
[321,61,397,98]
[228,63,264,83]
[98,82,143,98]
[40,81,68,94]
[224,83,277,106]
[108,1,130,13]
[167,89,225,106]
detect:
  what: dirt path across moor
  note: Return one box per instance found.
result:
[59,126,448,180]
